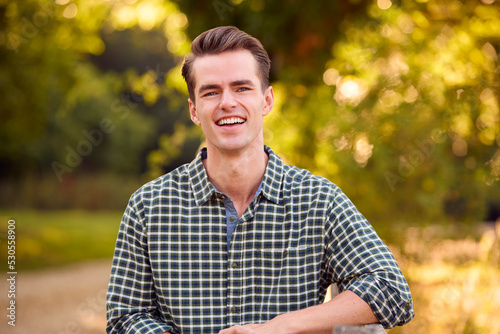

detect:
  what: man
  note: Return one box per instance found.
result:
[106,26,414,334]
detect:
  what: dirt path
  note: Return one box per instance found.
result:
[1,259,112,334]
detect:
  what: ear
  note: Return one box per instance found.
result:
[188,99,201,126]
[262,86,274,116]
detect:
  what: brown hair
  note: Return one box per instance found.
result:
[181,26,271,102]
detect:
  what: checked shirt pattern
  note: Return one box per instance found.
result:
[106,146,414,334]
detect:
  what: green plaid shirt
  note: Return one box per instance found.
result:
[106,146,414,334]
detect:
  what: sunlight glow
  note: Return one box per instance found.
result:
[137,2,160,30]
[167,32,187,54]
[323,68,340,86]
[334,135,351,151]
[354,134,374,167]
[377,0,392,10]
[340,80,360,99]
[112,5,136,30]
[482,42,498,61]
[477,88,500,145]
[167,13,188,30]
[451,114,472,137]
[403,85,419,103]
[62,3,78,18]
[334,78,368,106]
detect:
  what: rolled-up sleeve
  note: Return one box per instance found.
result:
[106,195,173,334]
[325,188,415,328]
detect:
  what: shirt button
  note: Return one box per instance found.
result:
[231,262,238,269]
[229,216,235,222]
[231,306,237,313]
[283,250,288,257]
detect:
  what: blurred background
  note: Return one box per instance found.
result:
[0,0,499,333]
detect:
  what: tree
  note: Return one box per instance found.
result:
[173,0,500,222]
[264,0,500,222]
[1,0,499,221]
[0,0,192,178]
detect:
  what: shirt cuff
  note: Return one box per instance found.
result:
[343,275,415,328]
[124,316,174,334]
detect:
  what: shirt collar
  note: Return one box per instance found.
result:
[189,145,283,206]
[260,145,283,204]
[189,148,214,206]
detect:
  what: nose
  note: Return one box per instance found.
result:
[219,90,237,110]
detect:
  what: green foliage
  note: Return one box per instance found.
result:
[0,0,110,174]
[264,0,500,223]
[1,0,500,224]
[0,0,193,180]
[0,172,145,210]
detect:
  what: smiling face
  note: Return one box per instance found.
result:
[188,49,274,155]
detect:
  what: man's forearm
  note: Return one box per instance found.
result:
[219,290,379,334]
[277,290,378,334]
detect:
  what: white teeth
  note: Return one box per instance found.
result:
[217,117,245,126]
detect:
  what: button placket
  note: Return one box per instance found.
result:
[227,242,242,326]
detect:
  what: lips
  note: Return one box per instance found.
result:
[217,117,246,126]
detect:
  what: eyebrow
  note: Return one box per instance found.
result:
[198,80,256,95]
[231,79,255,87]
[198,84,220,95]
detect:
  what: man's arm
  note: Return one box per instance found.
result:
[322,188,414,328]
[221,186,414,334]
[106,197,173,334]
[220,290,377,334]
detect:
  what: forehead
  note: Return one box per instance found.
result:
[191,50,260,89]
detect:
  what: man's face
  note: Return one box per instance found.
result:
[188,50,274,155]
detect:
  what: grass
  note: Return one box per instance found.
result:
[0,210,122,270]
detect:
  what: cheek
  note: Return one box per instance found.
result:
[197,111,213,128]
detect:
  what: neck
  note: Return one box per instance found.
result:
[203,145,268,217]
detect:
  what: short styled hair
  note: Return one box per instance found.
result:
[181,26,271,102]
